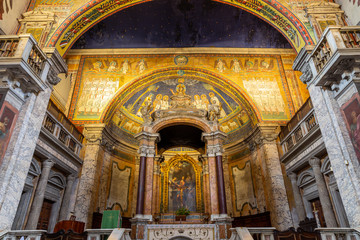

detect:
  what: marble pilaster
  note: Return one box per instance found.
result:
[97,149,112,212]
[202,159,211,214]
[308,157,337,227]
[74,124,105,228]
[222,156,233,217]
[307,83,360,227]
[288,172,306,223]
[0,88,53,229]
[250,145,267,212]
[59,174,76,220]
[25,159,55,229]
[256,124,293,231]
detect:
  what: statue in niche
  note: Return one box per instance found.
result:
[169,83,192,108]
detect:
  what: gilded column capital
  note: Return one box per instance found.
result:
[83,124,106,144]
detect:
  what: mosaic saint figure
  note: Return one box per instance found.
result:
[200,94,209,110]
[193,95,202,109]
[137,59,147,74]
[136,94,153,117]
[215,58,226,73]
[209,92,226,118]
[121,60,130,74]
[230,58,242,73]
[107,60,118,72]
[170,83,186,97]
[152,94,162,113]
[161,95,170,110]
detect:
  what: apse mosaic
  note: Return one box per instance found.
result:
[69,53,306,143]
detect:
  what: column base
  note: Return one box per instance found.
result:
[130,215,152,240]
[211,214,233,240]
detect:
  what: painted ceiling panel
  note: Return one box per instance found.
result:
[72,0,292,49]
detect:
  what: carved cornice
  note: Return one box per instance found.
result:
[83,124,105,145]
[134,131,160,143]
[246,123,280,151]
[201,131,227,143]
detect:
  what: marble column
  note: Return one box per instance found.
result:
[133,132,159,220]
[74,124,105,228]
[202,131,229,220]
[308,157,337,227]
[256,124,293,231]
[288,172,306,222]
[25,159,55,229]
[136,154,146,215]
[59,174,76,220]
[216,154,227,215]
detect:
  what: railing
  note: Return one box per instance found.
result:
[42,110,83,156]
[316,228,360,240]
[0,229,131,240]
[308,26,360,86]
[0,35,49,88]
[86,229,131,240]
[281,110,317,153]
[340,27,360,48]
[230,227,276,240]
[0,230,46,240]
[86,229,112,240]
[0,38,19,57]
[279,98,318,154]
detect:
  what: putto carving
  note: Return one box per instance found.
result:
[300,65,313,84]
[47,69,61,86]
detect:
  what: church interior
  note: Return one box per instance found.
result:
[0,0,360,239]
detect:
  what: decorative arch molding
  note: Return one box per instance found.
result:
[297,170,315,187]
[29,159,41,177]
[150,116,213,134]
[101,67,259,125]
[43,0,314,56]
[48,172,67,189]
[321,157,331,174]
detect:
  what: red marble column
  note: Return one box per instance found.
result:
[216,155,227,214]
[136,156,146,215]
